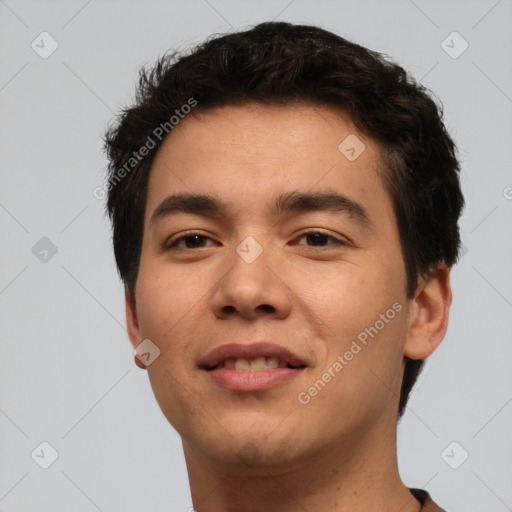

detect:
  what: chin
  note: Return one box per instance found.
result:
[183,418,315,471]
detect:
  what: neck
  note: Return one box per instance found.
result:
[183,415,420,512]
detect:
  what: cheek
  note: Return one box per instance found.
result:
[332,270,408,385]
[292,257,402,338]
[135,261,204,340]
[294,263,408,414]
[146,365,206,440]
[135,269,208,436]
[301,312,408,430]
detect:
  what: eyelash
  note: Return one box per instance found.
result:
[165,230,349,250]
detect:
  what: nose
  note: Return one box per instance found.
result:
[210,243,292,321]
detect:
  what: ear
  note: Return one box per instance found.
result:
[404,262,452,360]
[125,287,146,370]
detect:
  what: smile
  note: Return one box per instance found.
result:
[198,342,308,391]
[210,356,304,371]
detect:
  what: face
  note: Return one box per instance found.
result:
[127,102,418,470]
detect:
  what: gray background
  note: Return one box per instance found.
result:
[1,0,511,510]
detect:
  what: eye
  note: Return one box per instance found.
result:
[165,230,349,251]
[165,232,216,250]
[291,230,348,248]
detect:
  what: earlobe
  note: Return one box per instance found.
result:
[404,263,452,360]
[125,287,147,370]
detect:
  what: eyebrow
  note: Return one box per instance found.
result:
[149,190,373,229]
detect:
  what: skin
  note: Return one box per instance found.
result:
[125,102,452,511]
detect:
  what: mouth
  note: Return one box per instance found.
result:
[198,342,308,391]
[206,356,306,371]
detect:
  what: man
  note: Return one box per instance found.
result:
[103,21,464,511]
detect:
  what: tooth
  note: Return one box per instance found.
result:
[266,356,279,369]
[234,358,251,371]
[224,357,236,370]
[250,356,267,371]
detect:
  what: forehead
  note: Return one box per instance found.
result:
[144,102,393,227]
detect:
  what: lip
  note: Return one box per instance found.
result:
[198,342,308,392]
[206,367,303,391]
[198,342,307,369]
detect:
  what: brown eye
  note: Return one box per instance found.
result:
[166,232,215,250]
[293,231,348,247]
[305,232,330,246]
